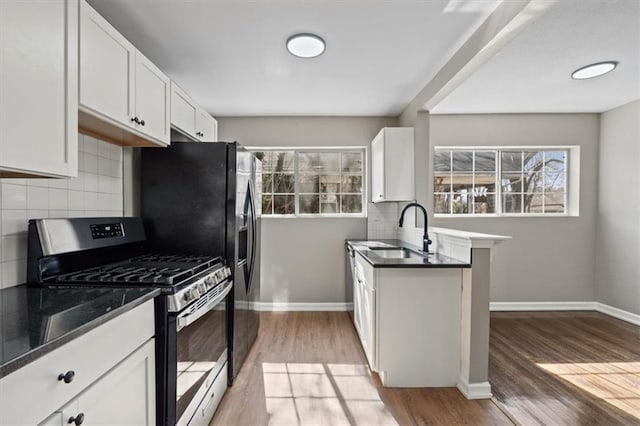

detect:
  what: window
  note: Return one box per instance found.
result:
[255,149,365,216]
[434,148,570,216]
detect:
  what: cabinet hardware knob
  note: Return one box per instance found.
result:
[140,119,145,126]
[58,370,75,383]
[68,413,85,425]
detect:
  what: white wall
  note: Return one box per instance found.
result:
[428,114,600,303]
[0,135,124,289]
[218,116,397,304]
[596,100,640,315]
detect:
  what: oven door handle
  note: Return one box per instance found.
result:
[176,282,232,332]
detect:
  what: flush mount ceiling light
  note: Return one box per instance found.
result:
[286,33,325,58]
[571,61,618,80]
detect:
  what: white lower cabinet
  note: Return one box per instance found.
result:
[352,251,462,387]
[59,339,155,426]
[353,256,376,369]
[0,300,155,426]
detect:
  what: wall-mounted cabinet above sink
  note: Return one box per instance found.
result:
[371,127,414,203]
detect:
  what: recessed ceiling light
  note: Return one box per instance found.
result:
[571,61,618,80]
[286,33,325,58]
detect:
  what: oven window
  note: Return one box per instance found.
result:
[176,300,227,421]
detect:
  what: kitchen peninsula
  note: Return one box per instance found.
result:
[347,227,509,399]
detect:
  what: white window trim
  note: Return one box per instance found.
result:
[433,145,580,218]
[248,146,368,218]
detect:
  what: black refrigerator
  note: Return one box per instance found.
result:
[140,141,261,385]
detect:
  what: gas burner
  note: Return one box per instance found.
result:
[54,254,222,286]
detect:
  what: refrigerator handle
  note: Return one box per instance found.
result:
[246,179,257,294]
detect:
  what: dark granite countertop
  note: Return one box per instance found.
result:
[0,285,160,378]
[346,239,471,268]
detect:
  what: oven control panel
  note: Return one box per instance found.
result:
[90,223,124,239]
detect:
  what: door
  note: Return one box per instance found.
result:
[231,146,260,382]
[170,82,198,139]
[135,51,170,144]
[196,108,218,142]
[0,0,78,177]
[371,132,385,202]
[246,156,261,347]
[174,283,230,425]
[79,0,134,128]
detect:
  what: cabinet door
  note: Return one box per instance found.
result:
[196,108,218,142]
[360,282,376,369]
[79,0,135,129]
[171,82,198,139]
[135,52,170,144]
[63,339,156,426]
[0,0,78,178]
[371,132,385,202]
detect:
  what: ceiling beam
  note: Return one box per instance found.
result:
[399,0,558,125]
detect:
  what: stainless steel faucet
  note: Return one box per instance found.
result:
[398,202,432,253]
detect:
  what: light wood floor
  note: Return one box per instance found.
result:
[490,311,640,425]
[212,312,510,425]
[212,311,640,425]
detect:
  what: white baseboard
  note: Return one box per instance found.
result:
[490,301,595,311]
[457,378,492,400]
[490,301,640,326]
[254,302,353,312]
[594,302,640,326]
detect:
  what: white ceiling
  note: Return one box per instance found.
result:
[87,0,501,117]
[432,0,640,114]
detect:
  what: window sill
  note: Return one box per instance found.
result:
[261,214,367,219]
[434,213,577,218]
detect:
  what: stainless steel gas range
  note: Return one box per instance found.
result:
[27,217,231,425]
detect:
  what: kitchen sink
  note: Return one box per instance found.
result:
[352,241,396,249]
[369,247,427,259]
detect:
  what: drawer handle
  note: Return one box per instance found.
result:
[68,413,85,425]
[58,370,75,384]
[140,119,146,126]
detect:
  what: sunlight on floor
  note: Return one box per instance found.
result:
[262,362,398,426]
[537,362,640,419]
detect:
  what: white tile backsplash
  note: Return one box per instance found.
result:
[367,202,400,240]
[1,183,27,210]
[27,186,49,210]
[49,188,69,210]
[0,134,124,289]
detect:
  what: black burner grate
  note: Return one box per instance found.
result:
[53,254,220,286]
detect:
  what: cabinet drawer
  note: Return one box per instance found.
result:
[0,300,154,425]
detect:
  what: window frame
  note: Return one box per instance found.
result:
[250,146,368,218]
[433,145,579,218]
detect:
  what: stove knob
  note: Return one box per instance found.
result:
[198,282,206,293]
[183,289,195,303]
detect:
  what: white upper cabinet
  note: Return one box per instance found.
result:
[135,52,171,143]
[170,82,198,138]
[371,127,414,203]
[170,81,218,142]
[79,1,134,129]
[196,107,218,142]
[79,0,169,147]
[0,0,79,178]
